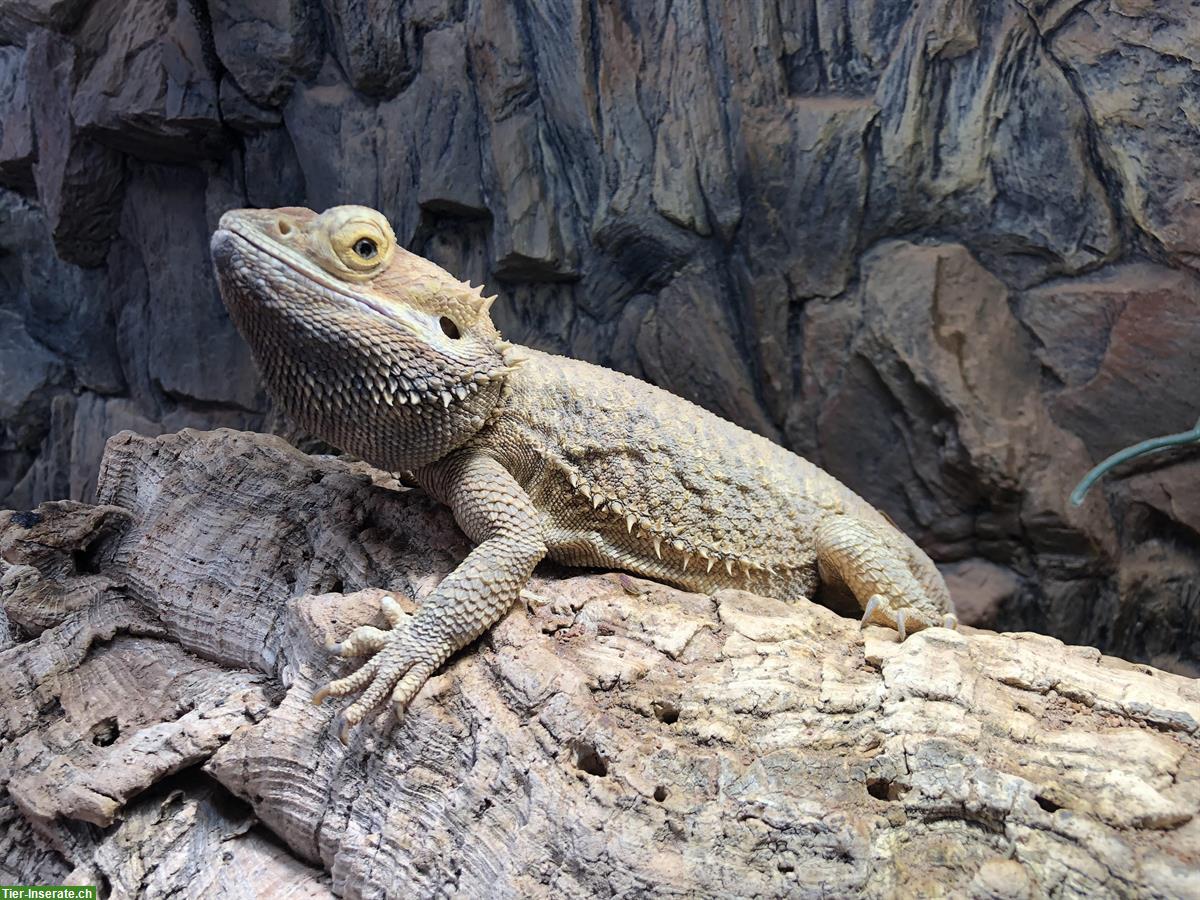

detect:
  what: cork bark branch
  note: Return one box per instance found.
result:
[1,429,1198,898]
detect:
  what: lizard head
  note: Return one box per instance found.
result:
[210,204,512,471]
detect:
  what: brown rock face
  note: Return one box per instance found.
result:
[2,429,1198,897]
[0,1,1197,707]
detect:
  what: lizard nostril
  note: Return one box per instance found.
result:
[277,219,293,236]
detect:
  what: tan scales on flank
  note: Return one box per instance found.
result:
[210,204,956,737]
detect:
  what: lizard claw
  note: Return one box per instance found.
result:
[860,594,948,642]
[860,594,884,630]
[313,594,444,731]
[336,713,354,746]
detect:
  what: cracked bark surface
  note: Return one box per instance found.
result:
[1,428,1197,898]
[3,0,1200,675]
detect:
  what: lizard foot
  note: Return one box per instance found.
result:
[312,595,442,742]
[859,594,958,642]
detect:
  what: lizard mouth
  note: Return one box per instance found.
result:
[211,225,509,412]
[213,224,428,339]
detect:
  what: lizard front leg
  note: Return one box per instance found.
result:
[314,450,546,734]
[814,515,956,641]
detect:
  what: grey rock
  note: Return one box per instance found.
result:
[777,0,914,96]
[319,0,411,98]
[1014,0,1089,34]
[285,27,484,250]
[739,98,876,300]
[26,30,125,268]
[1050,2,1200,270]
[401,24,486,219]
[0,46,35,192]
[208,0,321,108]
[0,308,64,429]
[1125,459,1200,542]
[817,241,1115,571]
[786,293,864,462]
[107,163,263,414]
[866,0,1120,286]
[635,260,780,441]
[1019,262,1200,460]
[940,558,1022,629]
[70,0,228,162]
[242,129,306,211]
[1114,539,1200,680]
[734,97,877,422]
[3,392,74,510]
[0,191,125,395]
[646,0,741,241]
[218,78,284,134]
[0,307,66,507]
[0,0,90,45]
[468,0,584,280]
[283,59,385,225]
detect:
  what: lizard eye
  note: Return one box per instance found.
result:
[439,316,461,339]
[323,209,394,275]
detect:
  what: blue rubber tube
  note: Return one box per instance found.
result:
[1070,416,1200,506]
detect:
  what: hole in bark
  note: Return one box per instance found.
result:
[653,700,680,724]
[90,717,119,746]
[570,740,608,777]
[1036,795,1063,814]
[778,862,794,874]
[653,785,668,802]
[866,778,902,801]
[327,577,344,594]
[71,547,96,574]
[71,533,106,575]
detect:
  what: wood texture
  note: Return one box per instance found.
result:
[1,428,1198,898]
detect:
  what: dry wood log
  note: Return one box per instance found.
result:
[1,428,1198,898]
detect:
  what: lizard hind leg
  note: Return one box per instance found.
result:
[815,515,952,641]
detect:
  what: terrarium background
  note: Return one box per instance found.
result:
[0,0,1197,671]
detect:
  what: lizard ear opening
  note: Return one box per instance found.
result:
[439,316,462,339]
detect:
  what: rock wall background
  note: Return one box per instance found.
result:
[0,0,1197,672]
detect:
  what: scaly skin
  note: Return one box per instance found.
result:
[210,205,956,735]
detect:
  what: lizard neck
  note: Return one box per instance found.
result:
[234,298,508,471]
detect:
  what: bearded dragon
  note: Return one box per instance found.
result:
[210,205,956,734]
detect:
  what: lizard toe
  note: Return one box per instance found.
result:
[340,666,401,727]
[314,621,446,730]
[312,658,379,705]
[392,661,437,717]
[859,594,949,642]
[330,625,390,657]
[379,595,409,628]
